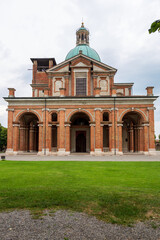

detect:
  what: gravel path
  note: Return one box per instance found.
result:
[0,210,160,240]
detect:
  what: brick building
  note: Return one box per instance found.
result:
[4,23,157,155]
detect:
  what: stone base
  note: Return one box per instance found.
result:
[13,151,18,155]
[5,148,14,155]
[37,149,50,155]
[94,148,103,156]
[144,151,149,155]
[37,151,43,156]
[65,151,70,155]
[57,148,66,156]
[117,151,123,155]
[90,151,95,156]
[111,148,119,155]
[149,149,157,155]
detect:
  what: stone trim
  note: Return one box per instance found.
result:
[42,108,50,112]
[94,108,102,111]
[6,108,14,111]
[13,124,20,127]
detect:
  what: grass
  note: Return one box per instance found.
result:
[0,161,160,224]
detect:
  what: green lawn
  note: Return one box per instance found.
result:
[0,161,160,224]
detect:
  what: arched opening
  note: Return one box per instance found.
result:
[19,112,39,153]
[52,113,57,122]
[103,112,109,152]
[51,113,57,152]
[122,111,143,153]
[70,112,90,153]
[103,112,109,121]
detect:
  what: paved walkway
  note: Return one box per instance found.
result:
[0,152,160,161]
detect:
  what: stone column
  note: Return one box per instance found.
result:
[143,123,149,154]
[13,123,20,154]
[129,127,134,152]
[42,108,50,155]
[19,126,26,152]
[111,108,118,154]
[134,127,138,152]
[24,127,28,152]
[58,108,66,155]
[95,108,102,155]
[139,126,143,152]
[117,123,123,154]
[65,123,71,154]
[38,123,43,155]
[29,126,34,152]
[90,123,95,155]
[6,109,14,154]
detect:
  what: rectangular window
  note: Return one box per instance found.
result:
[76,78,86,96]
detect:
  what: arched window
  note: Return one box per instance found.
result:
[103,112,109,121]
[82,33,84,40]
[52,113,57,122]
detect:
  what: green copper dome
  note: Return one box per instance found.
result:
[65,23,101,62]
[65,44,101,62]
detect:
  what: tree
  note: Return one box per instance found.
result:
[148,20,160,34]
[0,124,7,152]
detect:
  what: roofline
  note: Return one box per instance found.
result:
[47,53,117,73]
[4,96,158,100]
[30,58,57,65]
[114,83,134,86]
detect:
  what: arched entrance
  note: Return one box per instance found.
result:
[19,112,39,152]
[70,112,90,153]
[122,111,143,153]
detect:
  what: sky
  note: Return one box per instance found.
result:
[0,0,160,137]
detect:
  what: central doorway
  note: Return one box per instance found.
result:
[76,131,86,152]
[70,112,90,153]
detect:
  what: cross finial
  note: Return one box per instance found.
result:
[81,17,84,27]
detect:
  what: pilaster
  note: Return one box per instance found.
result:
[95,108,102,155]
[58,108,66,155]
[65,123,71,154]
[90,122,95,154]
[13,123,20,154]
[6,109,14,154]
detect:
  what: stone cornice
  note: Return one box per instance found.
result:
[4,96,158,107]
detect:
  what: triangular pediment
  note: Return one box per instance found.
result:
[47,63,69,73]
[93,64,107,72]
[73,61,89,67]
[47,53,117,73]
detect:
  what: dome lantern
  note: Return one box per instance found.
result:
[76,22,89,46]
[65,23,101,62]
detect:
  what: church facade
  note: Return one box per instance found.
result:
[4,24,157,155]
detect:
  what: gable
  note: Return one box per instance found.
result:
[93,63,116,72]
[70,56,91,67]
[47,63,69,73]
[73,61,89,67]
[47,53,117,73]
